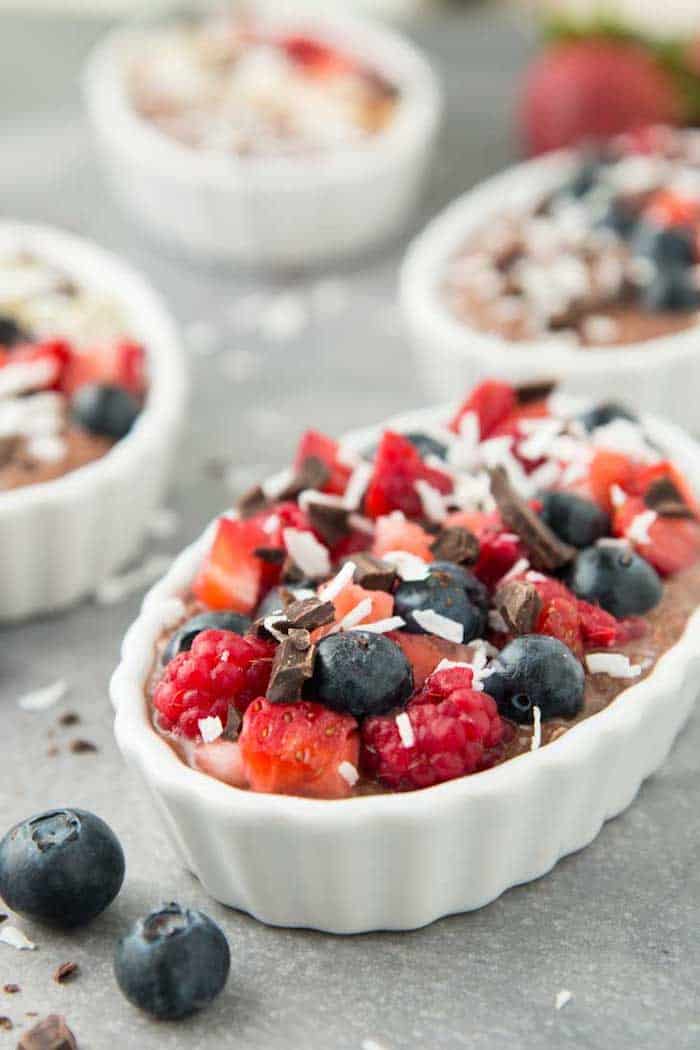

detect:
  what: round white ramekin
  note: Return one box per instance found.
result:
[83,5,442,267]
[400,151,700,432]
[0,223,186,622]
[111,400,700,933]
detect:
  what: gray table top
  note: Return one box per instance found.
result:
[0,10,698,1050]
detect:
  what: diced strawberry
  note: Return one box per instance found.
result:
[294,429,352,496]
[250,501,312,589]
[488,399,550,439]
[449,380,516,438]
[281,34,356,76]
[60,339,146,398]
[330,528,373,562]
[536,595,584,658]
[588,449,638,512]
[372,513,434,561]
[364,431,452,519]
[240,699,360,799]
[472,530,525,590]
[193,517,268,613]
[613,495,700,576]
[644,190,700,230]
[193,740,248,788]
[388,632,476,688]
[331,583,394,625]
[11,339,72,390]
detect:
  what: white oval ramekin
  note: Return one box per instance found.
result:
[0,222,186,622]
[111,401,700,934]
[83,5,442,267]
[400,151,700,432]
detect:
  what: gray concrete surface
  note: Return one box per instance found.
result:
[0,9,698,1049]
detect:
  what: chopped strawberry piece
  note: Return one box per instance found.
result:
[281,35,356,76]
[364,432,452,519]
[193,517,269,613]
[193,740,248,788]
[588,449,638,512]
[613,495,700,576]
[294,429,352,496]
[388,632,476,688]
[250,501,312,589]
[331,583,394,625]
[331,528,373,562]
[488,399,550,439]
[644,190,700,230]
[536,595,584,658]
[449,380,516,438]
[60,339,146,398]
[472,529,525,590]
[372,513,434,561]
[240,699,360,799]
[11,339,72,390]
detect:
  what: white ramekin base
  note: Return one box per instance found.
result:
[111,404,700,933]
[0,223,186,621]
[400,152,700,431]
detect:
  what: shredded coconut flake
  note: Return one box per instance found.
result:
[95,555,173,605]
[395,711,415,749]
[412,609,464,644]
[530,705,542,751]
[338,760,359,787]
[435,658,472,673]
[382,550,429,582]
[342,461,372,510]
[0,926,36,951]
[349,616,405,634]
[414,479,447,523]
[626,509,657,545]
[282,528,330,579]
[198,716,224,743]
[585,653,642,678]
[609,484,627,509]
[263,615,288,643]
[496,557,530,589]
[330,597,373,634]
[18,679,68,712]
[319,561,356,603]
[555,989,573,1011]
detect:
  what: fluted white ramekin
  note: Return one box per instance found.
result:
[400,151,700,432]
[0,223,186,621]
[111,401,700,933]
[83,5,442,267]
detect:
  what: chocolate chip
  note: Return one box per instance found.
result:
[266,630,316,703]
[253,546,285,564]
[305,500,350,546]
[69,740,98,754]
[495,579,542,635]
[18,1015,78,1050]
[53,963,79,985]
[283,598,335,632]
[430,526,480,565]
[281,556,307,584]
[0,1017,12,1031]
[347,553,397,592]
[237,484,267,519]
[515,379,557,405]
[276,456,330,502]
[3,984,19,993]
[57,712,79,728]
[644,476,695,519]
[489,466,576,571]
[0,916,7,927]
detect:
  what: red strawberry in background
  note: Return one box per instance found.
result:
[520,39,683,155]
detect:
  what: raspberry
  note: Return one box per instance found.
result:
[153,629,275,737]
[361,667,504,791]
[472,529,525,590]
[364,431,452,519]
[239,699,359,799]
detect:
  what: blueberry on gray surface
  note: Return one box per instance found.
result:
[429,561,490,611]
[162,611,252,664]
[255,584,315,619]
[539,491,611,548]
[310,632,413,718]
[641,266,700,311]
[114,902,230,1020]
[0,808,124,927]
[633,223,695,269]
[566,544,662,618]
[71,383,140,440]
[394,572,486,639]
[0,315,28,347]
[579,401,637,431]
[485,635,585,723]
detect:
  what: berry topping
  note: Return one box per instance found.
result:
[162,610,252,664]
[539,490,611,548]
[70,382,140,440]
[372,512,434,561]
[361,666,504,791]
[403,431,448,461]
[193,517,269,613]
[485,634,585,723]
[449,379,516,438]
[239,699,359,798]
[114,903,230,1020]
[364,431,452,519]
[613,495,700,576]
[393,571,486,641]
[567,545,663,618]
[293,429,351,496]
[388,632,477,688]
[153,628,275,736]
[632,223,696,269]
[310,631,413,719]
[0,809,124,927]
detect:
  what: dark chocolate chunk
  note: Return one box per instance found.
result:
[515,379,557,405]
[494,579,542,635]
[237,485,267,519]
[0,1017,12,1031]
[0,916,7,927]
[430,526,480,565]
[53,962,79,985]
[283,597,335,632]
[69,739,98,754]
[253,546,286,564]
[276,456,330,502]
[489,466,576,571]
[3,984,19,993]
[347,553,398,592]
[644,476,695,519]
[266,630,316,703]
[281,556,307,584]
[305,499,350,546]
[18,1015,78,1050]
[57,712,80,728]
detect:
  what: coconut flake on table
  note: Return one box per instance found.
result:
[555,989,574,1011]
[95,554,173,605]
[530,705,542,751]
[626,510,657,545]
[411,609,464,644]
[18,679,68,712]
[342,461,373,510]
[198,716,224,744]
[318,561,356,603]
[282,528,331,579]
[382,550,430,582]
[338,760,359,788]
[585,653,642,678]
[414,479,447,524]
[395,711,415,749]
[0,926,36,951]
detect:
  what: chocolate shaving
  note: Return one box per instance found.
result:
[276,456,330,502]
[69,739,98,754]
[18,1015,78,1050]
[3,984,18,994]
[515,379,557,405]
[53,962,79,985]
[253,546,285,564]
[237,484,267,519]
[489,466,576,571]
[0,1017,12,1031]
[347,553,397,592]
[430,526,480,565]
[644,477,695,519]
[283,597,335,632]
[281,556,307,584]
[495,580,542,635]
[57,712,79,728]
[266,629,316,703]
[305,500,350,546]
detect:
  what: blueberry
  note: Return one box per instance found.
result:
[595,198,638,238]
[71,383,140,440]
[404,431,448,461]
[0,315,28,347]
[255,584,316,619]
[114,902,230,1020]
[633,223,695,268]
[579,401,637,431]
[539,491,610,548]
[429,561,490,611]
[162,611,252,665]
[485,635,585,723]
[310,632,413,718]
[394,573,486,640]
[0,809,124,927]
[641,266,700,311]
[566,544,662,617]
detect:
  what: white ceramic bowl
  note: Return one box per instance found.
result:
[0,223,186,621]
[83,5,442,267]
[400,151,700,432]
[110,400,700,933]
